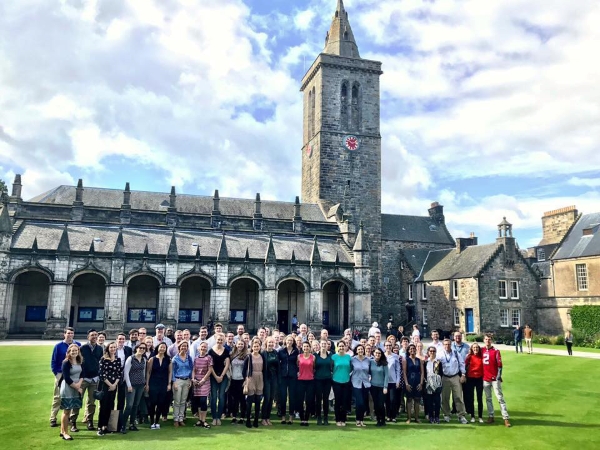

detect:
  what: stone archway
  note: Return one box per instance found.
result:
[322,280,350,335]
[70,273,106,333]
[126,275,160,328]
[179,276,211,327]
[10,271,50,334]
[276,279,306,333]
[229,278,259,334]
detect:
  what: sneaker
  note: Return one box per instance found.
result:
[150,424,157,430]
[70,425,79,433]
[50,419,58,428]
[156,423,161,429]
[479,418,484,423]
[487,417,495,424]
[444,416,450,423]
[86,421,95,431]
[97,429,105,436]
[470,417,475,423]
[295,412,300,420]
[459,417,469,424]
[129,425,139,431]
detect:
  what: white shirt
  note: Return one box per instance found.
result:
[437,349,465,377]
[153,336,173,348]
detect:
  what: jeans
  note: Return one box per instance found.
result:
[385,383,398,419]
[229,379,246,418]
[370,386,386,423]
[464,377,484,418]
[424,391,441,420]
[279,377,297,417]
[314,379,332,418]
[210,377,228,419]
[353,386,369,421]
[332,381,348,423]
[515,339,523,353]
[123,385,145,426]
[261,373,278,419]
[297,380,315,421]
[484,380,509,420]
[173,379,191,422]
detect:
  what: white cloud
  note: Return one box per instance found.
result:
[294,9,315,30]
[568,177,600,188]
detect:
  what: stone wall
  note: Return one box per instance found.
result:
[553,257,600,297]
[540,206,578,245]
[536,296,600,335]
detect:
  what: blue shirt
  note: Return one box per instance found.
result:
[369,360,389,388]
[452,342,470,362]
[171,354,193,381]
[351,356,371,389]
[386,353,401,384]
[51,340,81,375]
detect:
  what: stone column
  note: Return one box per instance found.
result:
[261,262,277,329]
[44,256,70,339]
[212,262,230,327]
[104,258,126,336]
[0,280,11,339]
[160,260,179,329]
[308,265,323,331]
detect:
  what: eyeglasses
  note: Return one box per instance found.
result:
[138,347,147,351]
[428,350,436,353]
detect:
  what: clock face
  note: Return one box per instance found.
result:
[344,135,360,151]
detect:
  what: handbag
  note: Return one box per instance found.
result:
[93,389,105,401]
[107,410,120,432]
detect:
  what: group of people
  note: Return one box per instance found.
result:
[50,322,512,440]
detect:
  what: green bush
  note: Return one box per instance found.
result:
[570,306,600,337]
[466,334,484,343]
[555,335,565,346]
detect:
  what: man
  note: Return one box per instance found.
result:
[397,325,404,339]
[233,324,245,343]
[225,332,235,352]
[513,326,523,354]
[116,332,133,429]
[75,329,103,430]
[257,327,267,342]
[168,330,184,357]
[452,332,469,361]
[431,330,445,354]
[242,332,251,348]
[206,323,224,348]
[320,328,329,342]
[49,327,80,427]
[368,321,380,337]
[97,331,106,349]
[298,323,308,342]
[291,314,298,332]
[399,336,409,358]
[524,325,534,354]
[165,326,175,343]
[482,334,511,427]
[182,329,192,347]
[137,327,147,342]
[373,330,385,351]
[125,328,139,348]
[386,321,395,337]
[153,323,173,347]
[437,339,468,424]
[190,326,209,356]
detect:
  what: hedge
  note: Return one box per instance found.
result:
[570,305,600,339]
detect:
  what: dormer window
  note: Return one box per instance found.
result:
[537,249,545,261]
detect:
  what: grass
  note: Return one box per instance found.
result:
[528,343,600,354]
[2,348,600,450]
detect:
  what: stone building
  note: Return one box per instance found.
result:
[404,219,538,335]
[531,207,600,335]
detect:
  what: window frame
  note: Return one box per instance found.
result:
[500,309,509,327]
[511,309,521,327]
[422,283,427,300]
[452,279,459,300]
[408,284,413,301]
[510,281,519,299]
[422,308,428,326]
[576,264,588,291]
[453,308,460,327]
[537,248,546,261]
[498,280,508,299]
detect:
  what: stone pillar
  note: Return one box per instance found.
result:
[104,257,126,336]
[0,280,11,339]
[44,256,70,339]
[261,262,277,329]
[308,265,323,331]
[160,260,179,329]
[212,261,230,327]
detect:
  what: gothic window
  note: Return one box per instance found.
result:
[351,83,360,131]
[344,31,348,41]
[340,82,348,130]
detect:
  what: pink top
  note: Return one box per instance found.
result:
[193,354,213,397]
[298,354,315,381]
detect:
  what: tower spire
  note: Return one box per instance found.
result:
[324,0,360,58]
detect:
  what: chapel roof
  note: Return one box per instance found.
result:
[381,214,455,245]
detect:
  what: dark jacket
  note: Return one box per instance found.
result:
[80,343,103,378]
[277,347,299,379]
[242,353,267,378]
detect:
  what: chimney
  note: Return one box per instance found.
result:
[428,201,445,225]
[456,233,478,253]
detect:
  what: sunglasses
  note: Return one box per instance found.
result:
[138,347,147,351]
[428,350,436,353]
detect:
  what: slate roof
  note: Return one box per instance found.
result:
[381,214,454,245]
[10,223,352,263]
[553,212,600,260]
[417,243,499,282]
[29,186,328,222]
[401,249,432,276]
[531,261,552,278]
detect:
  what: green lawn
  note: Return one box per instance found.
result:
[528,343,600,354]
[2,348,599,450]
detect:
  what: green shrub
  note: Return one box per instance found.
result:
[537,335,550,344]
[555,335,565,346]
[466,334,484,342]
[570,306,600,337]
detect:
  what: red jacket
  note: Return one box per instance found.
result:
[465,353,483,379]
[481,346,503,382]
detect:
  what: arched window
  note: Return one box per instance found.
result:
[340,82,349,130]
[311,86,316,137]
[351,83,360,130]
[344,31,348,41]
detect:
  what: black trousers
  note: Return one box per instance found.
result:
[229,379,246,418]
[424,391,441,420]
[279,377,297,417]
[192,395,208,412]
[98,384,117,429]
[370,386,385,423]
[385,383,398,419]
[314,379,332,418]
[297,380,315,421]
[148,386,168,424]
[464,377,484,418]
[261,374,278,419]
[332,381,348,423]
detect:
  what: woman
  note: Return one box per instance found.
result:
[402,343,424,423]
[331,341,352,427]
[311,340,321,353]
[278,335,299,424]
[424,346,442,424]
[464,343,484,423]
[416,341,428,361]
[171,341,193,427]
[145,342,172,430]
[261,336,279,426]
[565,330,574,356]
[370,348,389,427]
[411,324,420,343]
[314,340,332,425]
[297,341,315,426]
[209,333,231,425]
[143,337,154,360]
[351,344,370,427]
[228,339,248,425]
[98,342,121,436]
[192,341,212,429]
[243,338,266,428]
[60,344,83,440]
[307,332,316,344]
[122,343,147,433]
[384,341,402,423]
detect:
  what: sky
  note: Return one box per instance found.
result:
[1,0,599,248]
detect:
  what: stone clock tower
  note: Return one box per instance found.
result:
[300,0,383,318]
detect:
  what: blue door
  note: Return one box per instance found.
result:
[466,309,474,333]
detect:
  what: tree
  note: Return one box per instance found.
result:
[0,179,7,197]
